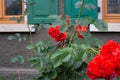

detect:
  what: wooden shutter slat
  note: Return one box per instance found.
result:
[28,0,58,24]
[64,0,98,20]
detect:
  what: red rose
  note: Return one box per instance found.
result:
[48,26,68,42]
[76,31,84,39]
[76,25,88,39]
[55,32,67,41]
[76,25,88,32]
[116,53,120,77]
[100,40,120,72]
[48,25,60,39]
[86,54,115,80]
[100,40,120,56]
[87,40,120,79]
[66,16,71,24]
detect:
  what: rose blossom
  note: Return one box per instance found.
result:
[48,26,68,42]
[76,25,88,39]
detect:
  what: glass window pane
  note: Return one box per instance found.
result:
[5,0,22,15]
[107,0,120,14]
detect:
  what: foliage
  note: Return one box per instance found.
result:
[10,0,109,80]
[8,33,27,42]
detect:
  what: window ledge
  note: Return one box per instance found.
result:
[89,23,120,32]
[0,24,35,32]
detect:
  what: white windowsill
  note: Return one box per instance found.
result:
[0,24,35,32]
[90,23,120,32]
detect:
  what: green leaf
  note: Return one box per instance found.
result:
[51,52,63,60]
[93,20,108,31]
[10,17,18,20]
[48,15,59,19]
[8,35,16,40]
[75,1,82,8]
[10,16,23,23]
[23,35,27,41]
[11,56,25,64]
[26,41,52,54]
[84,3,96,10]
[53,60,62,68]
[82,53,87,62]
[73,52,84,69]
[51,47,77,68]
[32,24,50,30]
[0,76,4,80]
[24,9,30,15]
[79,45,88,50]
[63,54,71,62]
[67,56,75,67]
[74,61,82,69]
[78,17,93,26]
[8,33,26,42]
[26,44,35,49]
[117,76,120,80]
[60,25,68,32]
[40,59,44,69]
[15,32,20,37]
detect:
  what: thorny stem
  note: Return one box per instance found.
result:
[68,0,85,47]
[88,47,99,54]
[68,30,76,47]
[27,24,37,54]
[27,25,33,43]
[78,0,85,21]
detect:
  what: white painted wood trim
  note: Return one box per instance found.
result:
[90,23,120,32]
[0,24,35,32]
[0,16,35,32]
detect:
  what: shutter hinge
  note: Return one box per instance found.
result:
[97,7,101,12]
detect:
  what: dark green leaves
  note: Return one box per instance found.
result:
[8,33,27,42]
[75,1,96,10]
[26,41,52,54]
[32,24,50,30]
[78,17,93,26]
[11,56,25,64]
[50,47,76,68]
[84,3,96,10]
[29,56,52,74]
[93,20,108,31]
[10,16,24,23]
[75,1,82,8]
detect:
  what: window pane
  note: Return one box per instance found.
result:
[5,0,22,15]
[107,0,120,14]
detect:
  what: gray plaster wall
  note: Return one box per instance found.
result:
[91,32,120,42]
[1,30,120,68]
[1,30,120,79]
[0,29,50,79]
[0,29,51,68]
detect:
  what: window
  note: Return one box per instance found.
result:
[0,0,24,24]
[0,0,35,32]
[102,0,120,22]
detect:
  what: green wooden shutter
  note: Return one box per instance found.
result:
[64,0,98,21]
[28,0,58,24]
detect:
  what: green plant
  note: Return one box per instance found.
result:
[10,0,108,80]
